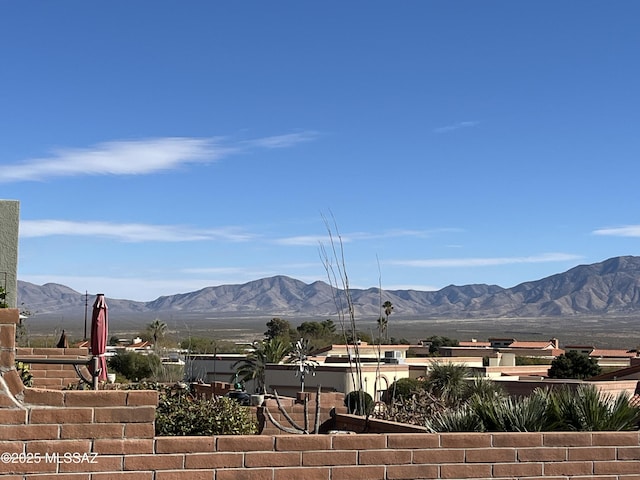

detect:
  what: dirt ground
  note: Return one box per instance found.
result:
[23,311,640,350]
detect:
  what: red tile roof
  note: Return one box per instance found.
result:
[509,341,555,349]
[458,341,491,347]
[590,349,637,358]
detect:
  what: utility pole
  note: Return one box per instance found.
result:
[83,291,89,340]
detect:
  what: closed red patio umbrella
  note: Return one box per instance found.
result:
[90,294,108,388]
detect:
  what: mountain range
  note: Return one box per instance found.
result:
[17,256,640,318]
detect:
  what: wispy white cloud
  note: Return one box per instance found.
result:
[276,235,338,246]
[433,121,480,134]
[243,131,319,149]
[275,228,458,246]
[388,253,582,268]
[20,220,254,243]
[592,225,640,237]
[0,132,318,183]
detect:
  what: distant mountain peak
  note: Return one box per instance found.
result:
[18,256,640,318]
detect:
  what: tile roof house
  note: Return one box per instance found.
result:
[437,338,563,364]
[458,340,491,347]
[489,338,560,350]
[565,345,638,368]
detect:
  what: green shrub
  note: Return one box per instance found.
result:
[471,389,556,432]
[155,385,257,436]
[425,362,469,407]
[108,351,161,382]
[549,385,640,431]
[548,351,601,379]
[466,376,506,402]
[150,362,185,383]
[384,378,423,403]
[344,390,374,415]
[426,385,640,433]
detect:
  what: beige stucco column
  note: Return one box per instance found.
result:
[0,200,19,308]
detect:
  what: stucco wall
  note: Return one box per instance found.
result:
[0,200,19,308]
[266,363,410,400]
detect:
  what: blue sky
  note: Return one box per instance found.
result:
[2,2,640,302]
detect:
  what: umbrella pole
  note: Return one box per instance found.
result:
[92,356,99,390]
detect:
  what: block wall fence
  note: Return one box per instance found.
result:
[17,346,92,389]
[1,309,640,479]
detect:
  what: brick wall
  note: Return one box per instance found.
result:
[17,347,92,389]
[0,308,158,478]
[0,309,25,407]
[1,308,639,478]
[260,392,348,435]
[2,431,639,478]
[192,381,234,398]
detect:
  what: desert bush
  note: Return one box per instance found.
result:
[150,362,185,383]
[470,389,556,432]
[384,378,423,403]
[426,405,485,432]
[381,391,445,426]
[108,351,162,382]
[424,362,470,408]
[466,376,506,401]
[378,372,506,426]
[155,384,257,436]
[344,390,374,415]
[548,385,640,431]
[426,385,640,432]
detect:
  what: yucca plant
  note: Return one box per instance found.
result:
[425,362,470,408]
[426,404,485,432]
[550,385,640,431]
[466,376,506,402]
[470,388,558,432]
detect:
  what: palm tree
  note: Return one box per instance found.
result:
[376,316,388,343]
[426,362,469,408]
[234,337,291,393]
[147,319,167,348]
[382,300,393,342]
